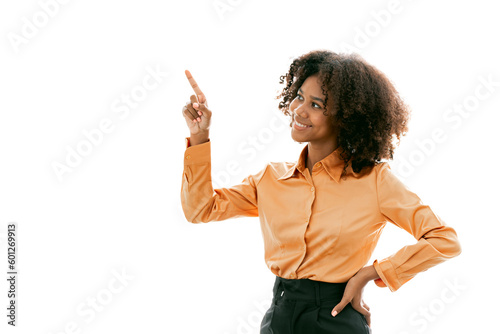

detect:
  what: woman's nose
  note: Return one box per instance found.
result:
[293,105,307,118]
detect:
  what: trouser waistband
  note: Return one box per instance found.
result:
[272,275,348,307]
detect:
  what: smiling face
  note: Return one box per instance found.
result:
[289,74,338,146]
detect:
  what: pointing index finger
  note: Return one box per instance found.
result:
[185,70,206,104]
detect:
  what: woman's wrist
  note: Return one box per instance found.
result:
[357,265,380,283]
[189,131,209,146]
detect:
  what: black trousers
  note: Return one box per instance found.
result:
[260,275,371,334]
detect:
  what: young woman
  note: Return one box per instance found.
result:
[180,50,462,333]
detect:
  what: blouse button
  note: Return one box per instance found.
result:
[186,155,191,159]
[310,187,314,192]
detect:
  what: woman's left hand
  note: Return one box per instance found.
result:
[331,266,377,327]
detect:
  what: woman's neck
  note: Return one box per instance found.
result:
[306,141,339,171]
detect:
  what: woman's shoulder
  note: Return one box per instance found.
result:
[375,160,391,169]
[369,160,392,176]
[348,160,391,180]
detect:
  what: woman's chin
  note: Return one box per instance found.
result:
[291,133,308,143]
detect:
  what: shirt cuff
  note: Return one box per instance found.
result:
[184,137,211,165]
[372,259,400,292]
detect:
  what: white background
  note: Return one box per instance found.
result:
[1,0,499,333]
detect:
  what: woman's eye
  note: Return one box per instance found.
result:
[296,94,321,109]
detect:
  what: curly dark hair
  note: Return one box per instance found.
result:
[276,49,411,178]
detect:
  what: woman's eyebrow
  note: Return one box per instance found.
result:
[298,88,325,104]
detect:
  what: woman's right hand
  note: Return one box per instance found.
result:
[182,70,212,136]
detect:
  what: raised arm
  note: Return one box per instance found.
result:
[180,70,266,223]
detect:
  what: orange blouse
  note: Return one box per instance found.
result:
[180,137,462,292]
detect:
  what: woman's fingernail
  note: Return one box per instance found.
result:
[193,103,199,108]
[331,310,337,317]
[198,111,202,116]
[197,117,201,122]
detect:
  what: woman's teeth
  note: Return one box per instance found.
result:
[295,121,310,128]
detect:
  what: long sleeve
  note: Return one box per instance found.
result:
[372,162,462,292]
[180,137,267,224]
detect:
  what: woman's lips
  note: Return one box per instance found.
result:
[293,120,312,130]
